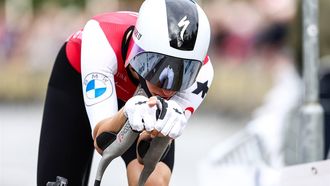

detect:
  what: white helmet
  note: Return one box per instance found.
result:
[125,0,211,91]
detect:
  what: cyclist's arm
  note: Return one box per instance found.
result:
[170,57,214,120]
[92,108,127,153]
[81,19,120,137]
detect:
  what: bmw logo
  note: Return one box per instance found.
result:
[83,73,113,106]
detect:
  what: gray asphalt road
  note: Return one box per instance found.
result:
[0,104,245,186]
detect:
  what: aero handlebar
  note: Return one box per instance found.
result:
[94,86,171,186]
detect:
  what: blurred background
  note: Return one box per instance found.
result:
[1,0,330,185]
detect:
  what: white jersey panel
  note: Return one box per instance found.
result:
[171,59,214,120]
[81,19,119,131]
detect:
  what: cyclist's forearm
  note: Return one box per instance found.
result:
[93,108,127,152]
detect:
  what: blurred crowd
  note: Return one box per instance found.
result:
[206,0,295,63]
[0,0,297,66]
[0,0,299,112]
[203,0,300,117]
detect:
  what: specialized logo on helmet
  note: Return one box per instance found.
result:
[178,16,190,46]
[166,0,198,51]
[84,73,113,106]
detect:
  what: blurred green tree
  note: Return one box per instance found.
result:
[32,0,86,11]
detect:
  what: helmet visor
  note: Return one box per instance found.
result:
[129,52,202,91]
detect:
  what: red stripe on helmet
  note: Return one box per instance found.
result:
[203,55,209,65]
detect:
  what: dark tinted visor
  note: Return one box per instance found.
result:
[129,52,202,91]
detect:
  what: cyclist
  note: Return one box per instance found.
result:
[37,0,214,185]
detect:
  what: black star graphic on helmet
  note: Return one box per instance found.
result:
[192,81,209,98]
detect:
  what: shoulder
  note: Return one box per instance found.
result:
[91,11,138,25]
[83,11,138,49]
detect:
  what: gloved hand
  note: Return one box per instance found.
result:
[124,95,157,132]
[155,97,187,139]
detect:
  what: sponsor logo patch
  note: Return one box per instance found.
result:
[134,29,142,40]
[84,73,113,106]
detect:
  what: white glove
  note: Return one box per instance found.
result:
[124,95,157,132]
[155,98,187,139]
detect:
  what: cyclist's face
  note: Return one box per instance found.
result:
[146,81,176,100]
[127,64,177,99]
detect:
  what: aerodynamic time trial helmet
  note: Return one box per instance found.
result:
[125,0,211,91]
